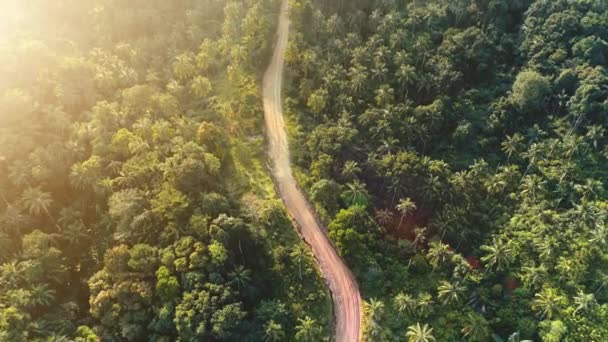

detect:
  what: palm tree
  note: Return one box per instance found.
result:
[375,85,394,106]
[461,313,490,341]
[290,245,309,280]
[416,293,434,316]
[501,133,524,163]
[412,227,427,250]
[427,241,452,269]
[520,175,546,201]
[396,64,417,94]
[396,197,417,227]
[364,298,385,340]
[532,287,564,319]
[573,291,596,315]
[364,298,385,322]
[594,271,608,294]
[28,283,56,307]
[584,124,604,152]
[46,334,70,342]
[228,265,251,290]
[406,323,436,342]
[423,175,443,202]
[0,204,27,233]
[20,187,53,217]
[437,281,466,305]
[348,65,368,93]
[263,320,285,342]
[0,261,23,288]
[394,292,417,317]
[295,316,320,342]
[590,222,607,247]
[343,179,367,205]
[0,232,14,262]
[519,264,547,289]
[8,160,31,187]
[341,160,361,180]
[480,239,512,271]
[375,209,393,226]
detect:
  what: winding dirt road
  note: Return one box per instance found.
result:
[262,1,362,341]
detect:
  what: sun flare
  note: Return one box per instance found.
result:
[1,0,608,341]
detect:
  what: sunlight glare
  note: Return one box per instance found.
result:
[0,1,22,42]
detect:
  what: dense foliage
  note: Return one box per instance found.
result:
[286,0,608,340]
[0,0,331,340]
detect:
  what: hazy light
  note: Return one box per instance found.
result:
[0,1,23,42]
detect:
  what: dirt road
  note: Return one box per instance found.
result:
[262,1,362,341]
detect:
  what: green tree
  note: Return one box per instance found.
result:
[573,291,596,315]
[396,197,417,227]
[20,187,53,217]
[480,239,513,271]
[295,316,321,342]
[427,241,452,269]
[263,320,285,342]
[394,292,417,317]
[342,179,369,207]
[511,70,551,111]
[27,283,55,307]
[532,287,565,319]
[437,281,466,305]
[406,323,436,342]
[228,265,252,291]
[290,245,309,280]
[461,313,490,341]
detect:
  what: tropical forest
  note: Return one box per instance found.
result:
[1,0,607,341]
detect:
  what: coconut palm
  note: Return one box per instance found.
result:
[0,261,24,288]
[342,160,361,180]
[519,264,548,289]
[412,227,427,250]
[427,241,451,268]
[375,208,393,226]
[461,313,490,341]
[396,64,417,94]
[348,65,368,93]
[423,175,442,202]
[228,265,251,290]
[290,245,309,280]
[520,175,546,201]
[20,187,53,217]
[394,292,417,317]
[0,232,14,262]
[295,316,320,342]
[46,334,70,342]
[263,320,285,342]
[437,281,466,305]
[396,197,417,226]
[416,293,434,316]
[590,222,608,247]
[501,133,524,163]
[364,298,384,322]
[343,179,367,205]
[406,323,435,342]
[480,239,512,271]
[532,287,564,319]
[573,291,596,315]
[28,283,56,307]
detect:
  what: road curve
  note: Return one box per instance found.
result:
[262,1,362,341]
